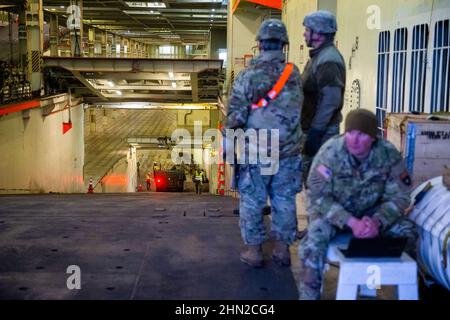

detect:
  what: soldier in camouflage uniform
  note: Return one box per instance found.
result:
[298,109,418,299]
[224,19,304,268]
[301,11,346,184]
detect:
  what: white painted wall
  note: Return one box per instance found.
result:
[283,0,450,125]
[283,0,318,70]
[127,146,138,192]
[226,6,263,93]
[98,146,138,193]
[0,103,84,194]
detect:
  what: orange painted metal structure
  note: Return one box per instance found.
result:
[0,99,40,116]
[232,0,282,13]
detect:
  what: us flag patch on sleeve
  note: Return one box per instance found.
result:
[316,164,332,181]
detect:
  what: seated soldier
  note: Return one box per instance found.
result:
[298,109,418,300]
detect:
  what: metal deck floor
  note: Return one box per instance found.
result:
[0,193,299,300]
[0,193,448,300]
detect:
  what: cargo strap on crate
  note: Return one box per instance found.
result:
[251,63,294,110]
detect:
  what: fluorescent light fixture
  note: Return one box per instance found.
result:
[159,35,180,39]
[123,10,160,15]
[125,2,166,8]
[116,90,122,96]
[171,82,176,89]
[107,81,115,87]
[192,14,223,18]
[168,72,174,78]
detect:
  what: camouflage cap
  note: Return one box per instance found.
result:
[256,19,289,43]
[303,10,337,34]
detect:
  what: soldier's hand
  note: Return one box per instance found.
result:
[360,216,380,238]
[346,217,369,238]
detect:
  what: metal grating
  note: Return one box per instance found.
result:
[431,19,450,112]
[409,24,429,113]
[391,27,408,113]
[376,30,390,136]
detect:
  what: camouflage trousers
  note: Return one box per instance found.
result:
[298,216,418,300]
[301,125,340,185]
[238,155,302,246]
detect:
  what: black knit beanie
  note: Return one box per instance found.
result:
[345,109,378,138]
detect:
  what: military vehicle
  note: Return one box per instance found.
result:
[154,166,186,192]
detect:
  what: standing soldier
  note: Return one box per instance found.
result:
[298,109,418,299]
[224,19,304,268]
[301,10,346,183]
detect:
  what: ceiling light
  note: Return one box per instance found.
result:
[171,82,176,89]
[125,2,166,8]
[107,81,115,87]
[116,90,122,96]
[212,9,216,12]
[168,72,174,78]
[123,10,160,15]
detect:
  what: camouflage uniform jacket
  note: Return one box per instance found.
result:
[301,41,346,131]
[225,51,303,160]
[306,135,411,230]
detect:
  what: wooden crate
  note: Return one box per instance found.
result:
[385,113,450,188]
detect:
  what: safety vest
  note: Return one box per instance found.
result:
[195,171,203,182]
[251,63,294,110]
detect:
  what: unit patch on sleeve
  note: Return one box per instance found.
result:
[399,170,412,186]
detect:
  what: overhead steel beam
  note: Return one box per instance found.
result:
[85,72,190,80]
[43,57,223,73]
[72,71,108,101]
[88,102,218,109]
[99,93,193,100]
[169,0,225,3]
[95,85,192,91]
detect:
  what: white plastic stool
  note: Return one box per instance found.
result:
[326,235,419,300]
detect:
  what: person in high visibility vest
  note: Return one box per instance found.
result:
[193,169,204,195]
[224,19,304,268]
